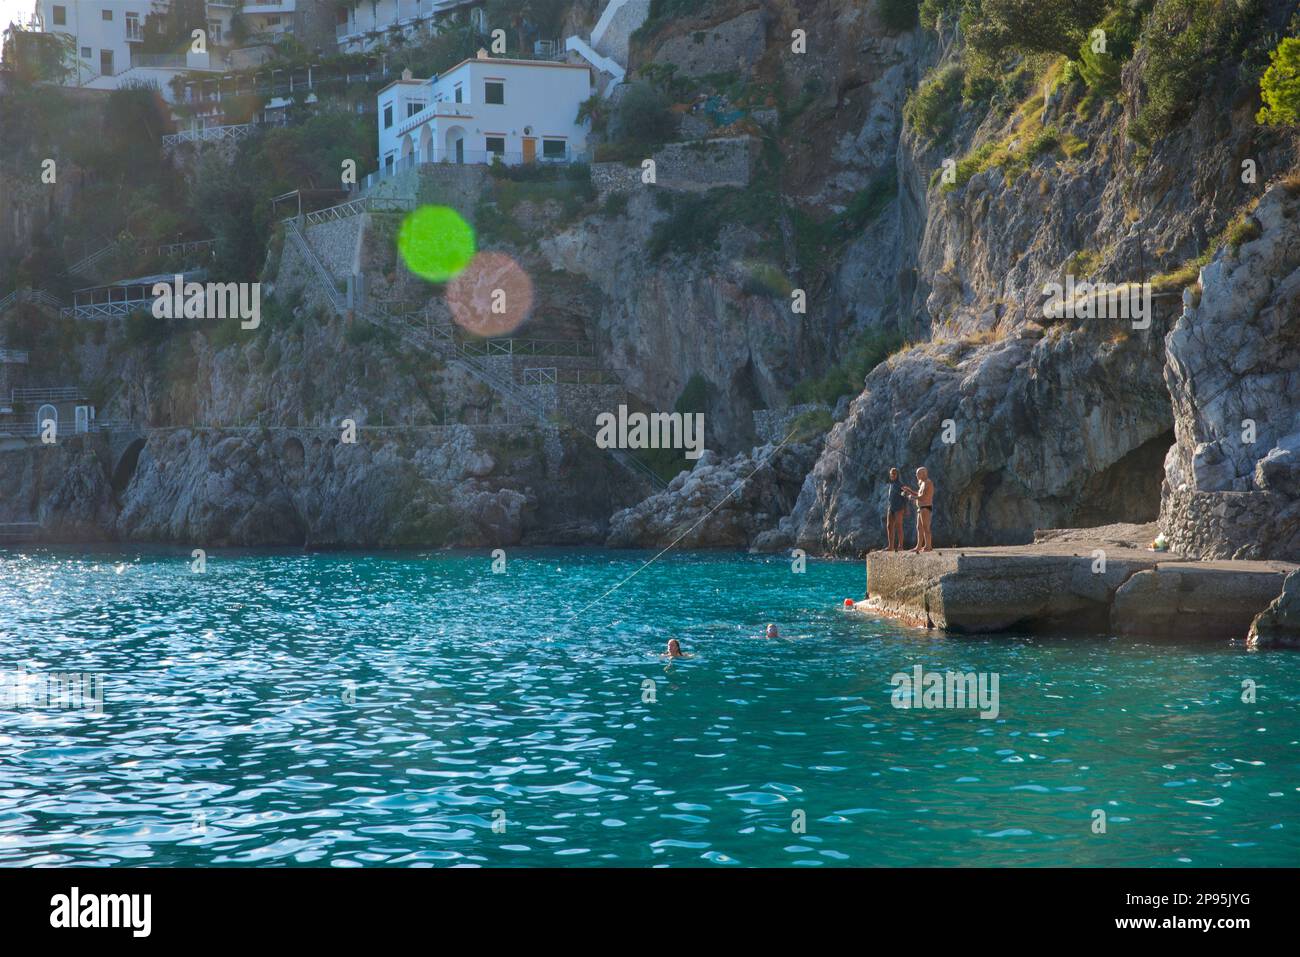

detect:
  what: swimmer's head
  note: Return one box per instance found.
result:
[765,623,779,639]
[917,466,928,479]
[889,467,898,479]
[667,638,682,655]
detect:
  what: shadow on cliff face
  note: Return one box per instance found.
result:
[1071,429,1175,527]
[111,438,147,497]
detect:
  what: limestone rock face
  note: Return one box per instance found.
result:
[112,427,558,548]
[1248,568,1300,649]
[0,437,117,543]
[774,326,1174,552]
[649,9,768,78]
[605,440,820,548]
[1160,184,1300,560]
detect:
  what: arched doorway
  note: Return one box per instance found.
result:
[36,404,56,436]
[419,124,432,164]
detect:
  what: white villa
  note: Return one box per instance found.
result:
[376,51,592,171]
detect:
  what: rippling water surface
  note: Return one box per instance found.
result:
[0,547,1297,867]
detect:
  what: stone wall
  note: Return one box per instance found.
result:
[418,164,491,223]
[1160,183,1300,560]
[753,403,831,443]
[592,135,756,196]
[304,216,365,284]
[649,8,768,77]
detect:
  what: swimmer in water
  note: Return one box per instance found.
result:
[662,638,692,658]
[765,623,780,639]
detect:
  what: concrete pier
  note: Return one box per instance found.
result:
[858,524,1297,640]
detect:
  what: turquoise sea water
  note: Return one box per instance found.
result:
[0,547,1297,868]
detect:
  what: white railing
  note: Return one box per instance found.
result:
[300,196,411,226]
[11,386,86,403]
[565,35,625,88]
[359,148,588,192]
[162,123,256,147]
[0,288,64,315]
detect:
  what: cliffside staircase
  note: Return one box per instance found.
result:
[280,213,665,492]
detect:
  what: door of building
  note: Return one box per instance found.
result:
[522,137,536,164]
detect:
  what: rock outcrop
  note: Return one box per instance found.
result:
[1248,568,1300,649]
[1160,183,1300,560]
[772,322,1175,552]
[606,439,819,548]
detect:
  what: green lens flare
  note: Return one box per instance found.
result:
[397,205,476,282]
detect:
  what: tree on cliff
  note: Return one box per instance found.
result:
[1257,36,1300,126]
[963,0,1110,60]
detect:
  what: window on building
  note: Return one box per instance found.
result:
[385,152,395,170]
[100,49,114,76]
[383,104,392,129]
[207,20,221,44]
[80,46,91,59]
[406,101,423,118]
[265,15,281,27]
[52,5,66,25]
[126,13,140,39]
[485,136,505,157]
[484,80,504,105]
[542,139,566,160]
[102,9,112,20]
[453,84,462,103]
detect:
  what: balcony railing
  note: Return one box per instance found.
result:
[359,148,587,191]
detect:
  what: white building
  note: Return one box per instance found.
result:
[336,0,483,54]
[28,0,227,99]
[376,51,591,171]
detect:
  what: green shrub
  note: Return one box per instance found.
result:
[614,82,677,150]
[1077,2,1144,95]
[789,328,906,406]
[1130,0,1262,146]
[903,64,965,144]
[787,406,835,441]
[1257,36,1300,126]
[603,192,630,217]
[964,0,1110,62]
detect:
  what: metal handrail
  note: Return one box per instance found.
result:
[283,219,346,317]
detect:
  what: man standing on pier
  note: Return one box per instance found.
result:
[904,466,935,553]
[885,467,908,551]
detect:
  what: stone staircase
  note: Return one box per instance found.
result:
[279,214,666,492]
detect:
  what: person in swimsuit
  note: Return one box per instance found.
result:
[903,466,935,553]
[663,638,692,658]
[765,624,780,639]
[885,467,908,551]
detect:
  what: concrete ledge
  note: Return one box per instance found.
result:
[1112,561,1297,640]
[861,538,1298,640]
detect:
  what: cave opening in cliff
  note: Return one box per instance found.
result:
[111,438,147,496]
[1069,429,1176,528]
